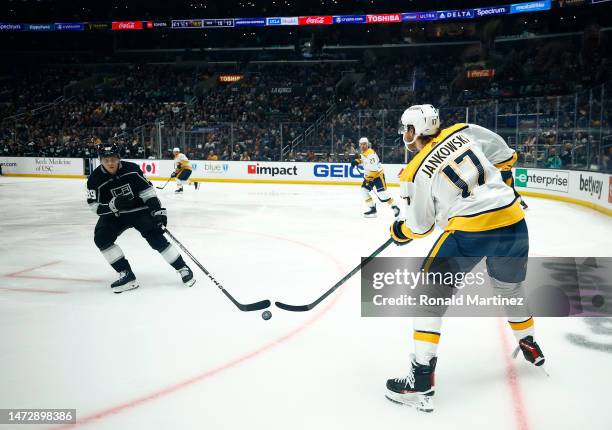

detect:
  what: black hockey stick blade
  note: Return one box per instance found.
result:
[275,238,397,312]
[236,299,272,312]
[274,302,310,312]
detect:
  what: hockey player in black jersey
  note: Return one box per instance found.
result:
[87,143,196,293]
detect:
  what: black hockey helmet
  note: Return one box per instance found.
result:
[98,142,121,159]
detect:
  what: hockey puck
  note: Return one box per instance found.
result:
[262,310,272,321]
[592,295,605,308]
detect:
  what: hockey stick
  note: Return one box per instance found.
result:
[155,177,173,190]
[275,237,397,312]
[163,228,271,312]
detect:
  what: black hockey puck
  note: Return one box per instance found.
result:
[262,310,272,320]
[592,295,605,308]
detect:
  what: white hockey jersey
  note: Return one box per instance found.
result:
[358,148,383,180]
[399,123,524,237]
[174,153,192,171]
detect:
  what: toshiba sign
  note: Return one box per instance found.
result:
[366,14,401,23]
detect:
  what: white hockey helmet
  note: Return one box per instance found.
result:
[398,104,440,151]
[358,137,371,147]
[172,147,180,153]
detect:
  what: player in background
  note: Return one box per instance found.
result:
[87,143,196,293]
[351,137,400,218]
[172,147,199,193]
[385,105,545,412]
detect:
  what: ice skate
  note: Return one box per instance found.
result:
[386,355,436,412]
[111,269,139,294]
[363,206,377,218]
[178,265,196,287]
[512,335,545,366]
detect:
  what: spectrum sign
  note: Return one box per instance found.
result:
[474,5,511,16]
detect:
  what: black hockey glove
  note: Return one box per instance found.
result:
[108,195,136,214]
[170,171,178,178]
[390,220,413,246]
[350,159,358,168]
[152,208,168,230]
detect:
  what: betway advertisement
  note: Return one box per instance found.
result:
[513,167,611,213]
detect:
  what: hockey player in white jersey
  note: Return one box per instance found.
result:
[171,148,199,193]
[350,137,400,218]
[385,105,545,412]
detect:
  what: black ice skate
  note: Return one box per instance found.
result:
[178,266,196,287]
[512,335,545,366]
[194,182,200,190]
[363,206,377,218]
[175,186,184,193]
[111,270,139,294]
[392,205,400,217]
[386,354,437,412]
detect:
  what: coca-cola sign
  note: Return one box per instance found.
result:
[466,69,495,78]
[111,21,143,31]
[366,14,401,24]
[298,16,333,25]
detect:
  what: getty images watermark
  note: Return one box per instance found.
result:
[361,257,612,317]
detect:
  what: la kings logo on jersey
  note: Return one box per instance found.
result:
[111,184,134,199]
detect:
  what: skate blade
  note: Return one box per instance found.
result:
[364,214,378,218]
[385,390,434,412]
[183,278,196,288]
[112,282,139,294]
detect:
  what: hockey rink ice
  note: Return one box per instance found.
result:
[1,176,611,430]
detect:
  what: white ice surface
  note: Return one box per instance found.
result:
[0,177,611,430]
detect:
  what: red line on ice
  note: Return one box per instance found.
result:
[4,260,102,283]
[0,287,68,294]
[4,261,61,277]
[497,318,530,430]
[52,227,354,429]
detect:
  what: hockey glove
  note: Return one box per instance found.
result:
[152,208,168,230]
[390,220,413,246]
[170,171,178,178]
[108,195,136,214]
[350,159,358,168]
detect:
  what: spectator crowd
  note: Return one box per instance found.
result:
[1,34,611,172]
